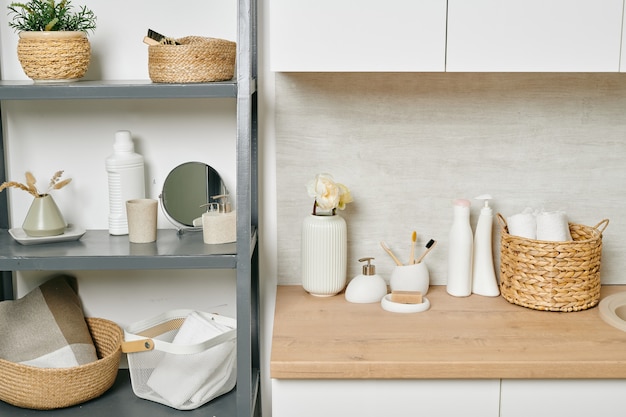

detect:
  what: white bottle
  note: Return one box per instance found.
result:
[345,257,388,303]
[105,130,145,235]
[472,195,500,297]
[447,198,473,297]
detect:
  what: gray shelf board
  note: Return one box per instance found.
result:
[0,229,244,270]
[0,80,241,100]
[0,369,240,416]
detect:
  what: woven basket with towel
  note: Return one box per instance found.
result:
[0,276,122,409]
[498,213,609,312]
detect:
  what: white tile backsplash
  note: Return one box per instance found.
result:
[275,73,626,286]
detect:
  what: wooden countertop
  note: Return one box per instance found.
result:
[271,285,626,379]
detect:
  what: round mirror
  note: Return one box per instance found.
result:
[161,162,228,227]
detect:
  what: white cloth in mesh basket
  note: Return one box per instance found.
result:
[122,309,236,410]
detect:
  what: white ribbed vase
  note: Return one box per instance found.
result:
[301,214,347,297]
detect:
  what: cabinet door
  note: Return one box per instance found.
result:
[447,0,624,72]
[501,380,626,417]
[269,0,447,72]
[272,379,500,417]
[622,11,626,71]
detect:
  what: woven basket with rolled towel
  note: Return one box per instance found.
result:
[498,214,609,312]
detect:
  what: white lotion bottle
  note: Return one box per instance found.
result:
[447,198,473,297]
[345,257,388,303]
[472,195,500,296]
[105,130,145,235]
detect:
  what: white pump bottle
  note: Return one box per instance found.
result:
[471,194,500,296]
[447,199,473,297]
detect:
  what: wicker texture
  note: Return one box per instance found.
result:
[0,318,122,410]
[499,214,608,312]
[17,35,90,81]
[148,36,236,83]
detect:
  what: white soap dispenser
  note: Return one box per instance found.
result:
[201,194,236,244]
[345,257,388,304]
[472,194,500,296]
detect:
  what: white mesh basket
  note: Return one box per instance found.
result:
[122,309,236,410]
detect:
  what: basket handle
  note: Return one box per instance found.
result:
[593,219,609,234]
[121,338,155,353]
[496,213,508,230]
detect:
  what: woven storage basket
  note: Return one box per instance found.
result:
[498,214,609,312]
[0,317,122,410]
[17,31,91,81]
[148,36,236,83]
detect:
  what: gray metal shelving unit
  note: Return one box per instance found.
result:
[0,0,260,416]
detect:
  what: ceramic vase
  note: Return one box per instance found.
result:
[22,194,66,237]
[301,214,347,297]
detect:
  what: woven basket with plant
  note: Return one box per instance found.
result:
[7,0,97,81]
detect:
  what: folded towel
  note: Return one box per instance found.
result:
[536,211,572,241]
[507,208,537,239]
[146,311,236,409]
[0,275,97,368]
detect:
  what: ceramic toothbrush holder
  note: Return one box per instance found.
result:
[389,262,429,295]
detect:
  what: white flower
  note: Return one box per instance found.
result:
[337,183,353,210]
[307,173,352,214]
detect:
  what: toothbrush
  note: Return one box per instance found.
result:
[380,241,403,266]
[409,231,417,265]
[415,239,437,264]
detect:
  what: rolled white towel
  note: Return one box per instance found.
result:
[507,209,537,239]
[536,211,572,241]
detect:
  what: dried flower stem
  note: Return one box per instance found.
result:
[0,170,71,197]
[0,181,37,197]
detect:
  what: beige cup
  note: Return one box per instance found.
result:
[126,199,158,243]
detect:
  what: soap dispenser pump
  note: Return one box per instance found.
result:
[345,257,388,304]
[472,194,500,297]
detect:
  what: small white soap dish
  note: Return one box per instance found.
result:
[381,294,430,313]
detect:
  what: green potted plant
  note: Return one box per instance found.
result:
[7,0,97,82]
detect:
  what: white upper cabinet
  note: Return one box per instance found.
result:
[447,0,624,72]
[269,0,447,72]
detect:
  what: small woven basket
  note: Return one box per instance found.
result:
[17,31,91,81]
[498,214,608,312]
[0,317,122,410]
[148,36,236,83]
